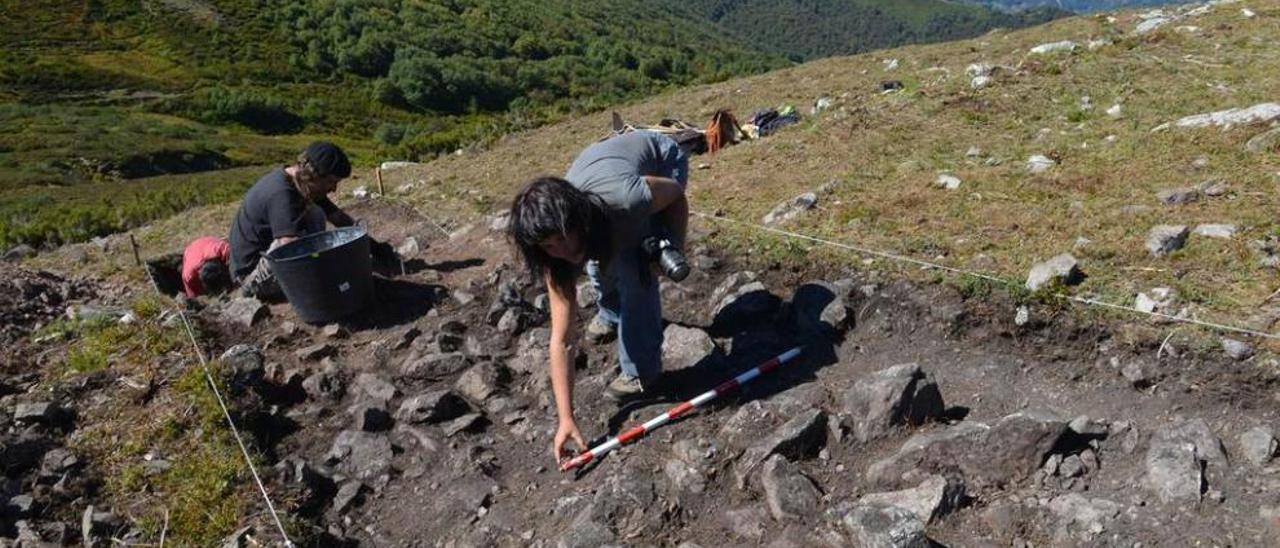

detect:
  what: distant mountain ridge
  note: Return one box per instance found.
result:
[955,0,1190,13]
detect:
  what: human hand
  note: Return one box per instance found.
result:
[552,419,587,466]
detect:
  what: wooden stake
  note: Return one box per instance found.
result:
[376,167,385,196]
[129,234,142,266]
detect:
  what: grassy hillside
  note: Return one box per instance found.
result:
[0,0,788,249]
[670,0,1068,61]
[960,0,1187,13]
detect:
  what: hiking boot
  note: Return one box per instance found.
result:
[604,374,647,402]
[585,315,617,344]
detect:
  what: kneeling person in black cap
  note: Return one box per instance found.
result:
[229,141,394,299]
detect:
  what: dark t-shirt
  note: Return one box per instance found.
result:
[228,168,329,278]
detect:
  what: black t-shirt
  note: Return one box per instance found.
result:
[228,168,332,278]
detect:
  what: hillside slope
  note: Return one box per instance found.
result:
[669,0,1067,60]
[960,0,1189,13]
[12,1,1280,546]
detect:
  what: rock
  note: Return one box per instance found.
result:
[321,324,349,339]
[1135,16,1171,34]
[577,472,661,537]
[330,480,365,516]
[836,502,931,548]
[1157,418,1228,467]
[353,373,397,403]
[1146,225,1190,257]
[454,362,509,403]
[763,192,818,226]
[1106,104,1124,118]
[1194,224,1237,239]
[1025,254,1084,291]
[576,282,598,309]
[1145,441,1203,503]
[867,422,990,487]
[1246,127,1280,154]
[6,494,35,518]
[966,63,993,78]
[1239,426,1277,466]
[1030,40,1077,54]
[1015,305,1030,326]
[1221,338,1255,360]
[1162,103,1280,130]
[1068,415,1109,437]
[935,174,961,190]
[841,363,945,442]
[1048,494,1123,539]
[791,281,852,339]
[556,520,615,548]
[760,455,822,520]
[400,352,470,380]
[441,413,486,437]
[970,75,993,90]
[976,410,1069,488]
[1155,187,1200,205]
[14,402,64,425]
[326,430,393,483]
[295,343,336,361]
[859,475,966,524]
[965,146,983,159]
[379,161,422,171]
[39,447,79,479]
[352,404,392,432]
[81,506,123,547]
[302,368,345,402]
[396,390,469,424]
[4,244,36,261]
[1026,155,1057,173]
[222,298,268,328]
[1134,287,1177,314]
[219,526,254,548]
[397,237,420,258]
[722,506,770,540]
[453,290,477,307]
[1121,358,1157,388]
[736,409,828,488]
[713,281,781,329]
[1059,454,1085,478]
[662,324,720,371]
[665,458,707,493]
[1198,179,1229,196]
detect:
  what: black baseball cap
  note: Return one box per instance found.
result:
[302,141,351,178]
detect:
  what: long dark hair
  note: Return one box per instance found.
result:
[508,176,612,298]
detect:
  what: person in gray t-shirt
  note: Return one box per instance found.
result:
[507,131,689,465]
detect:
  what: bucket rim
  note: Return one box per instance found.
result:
[265,226,368,264]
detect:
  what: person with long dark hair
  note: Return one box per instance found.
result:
[508,131,689,464]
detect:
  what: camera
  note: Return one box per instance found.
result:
[642,237,690,282]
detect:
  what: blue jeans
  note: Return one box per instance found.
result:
[587,249,663,381]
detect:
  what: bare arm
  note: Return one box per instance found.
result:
[546,271,586,462]
[644,176,688,249]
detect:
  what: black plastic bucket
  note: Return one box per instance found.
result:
[265,226,373,324]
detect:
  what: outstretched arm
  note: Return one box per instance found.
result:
[546,271,586,464]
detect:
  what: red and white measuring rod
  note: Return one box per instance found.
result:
[560,347,804,472]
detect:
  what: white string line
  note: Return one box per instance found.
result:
[694,211,1280,341]
[141,273,295,546]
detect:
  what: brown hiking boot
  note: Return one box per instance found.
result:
[604,374,647,402]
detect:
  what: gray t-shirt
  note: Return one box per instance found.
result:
[565,132,680,253]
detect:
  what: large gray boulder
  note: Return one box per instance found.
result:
[1156,418,1228,467]
[222,298,268,328]
[1145,440,1203,503]
[1025,254,1083,291]
[400,352,470,380]
[859,475,966,525]
[395,390,469,424]
[735,409,828,488]
[760,455,822,520]
[867,422,990,488]
[841,363,945,443]
[325,430,393,483]
[1146,225,1190,257]
[1240,426,1278,466]
[763,192,818,226]
[454,362,509,403]
[835,502,932,548]
[662,324,721,371]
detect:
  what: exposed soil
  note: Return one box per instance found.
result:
[5,200,1280,547]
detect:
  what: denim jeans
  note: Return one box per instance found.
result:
[587,249,663,381]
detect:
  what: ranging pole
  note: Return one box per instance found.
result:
[561,347,804,472]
